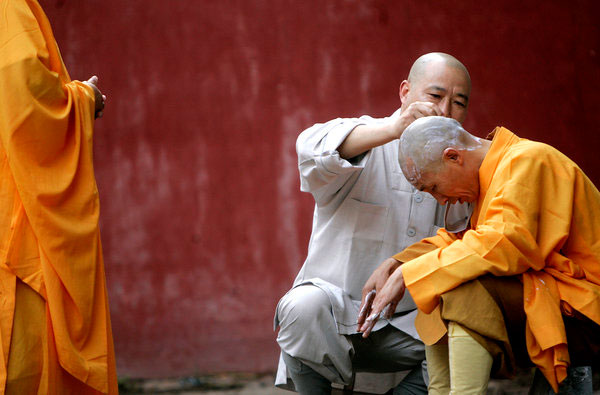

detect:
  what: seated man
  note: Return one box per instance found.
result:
[358,116,600,394]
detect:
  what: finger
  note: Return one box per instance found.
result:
[358,290,376,325]
[361,309,381,338]
[380,303,391,319]
[414,109,428,119]
[366,292,391,323]
[409,104,436,120]
[385,301,398,319]
[365,309,381,326]
[419,103,441,117]
[360,310,379,335]
[96,111,103,119]
[361,319,376,338]
[431,104,442,116]
[356,290,376,331]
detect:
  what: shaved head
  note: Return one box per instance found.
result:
[398,116,490,205]
[408,52,471,90]
[398,52,471,124]
[399,116,479,182]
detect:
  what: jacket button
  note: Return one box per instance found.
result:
[414,193,423,203]
[407,227,416,237]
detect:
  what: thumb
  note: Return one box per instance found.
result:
[87,75,99,86]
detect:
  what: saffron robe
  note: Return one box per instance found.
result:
[0,0,117,393]
[394,127,600,391]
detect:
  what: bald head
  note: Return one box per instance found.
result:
[399,116,480,183]
[399,53,471,125]
[408,52,471,90]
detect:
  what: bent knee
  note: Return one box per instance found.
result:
[277,285,332,328]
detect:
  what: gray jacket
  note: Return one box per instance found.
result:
[276,111,474,336]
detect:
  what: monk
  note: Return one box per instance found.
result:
[0,0,118,393]
[275,53,472,394]
[358,116,600,393]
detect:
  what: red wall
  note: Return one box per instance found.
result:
[42,0,599,378]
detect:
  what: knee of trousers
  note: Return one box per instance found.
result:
[277,285,335,340]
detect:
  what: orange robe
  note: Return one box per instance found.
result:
[0,0,117,393]
[395,127,600,391]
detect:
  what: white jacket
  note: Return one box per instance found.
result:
[274,111,471,391]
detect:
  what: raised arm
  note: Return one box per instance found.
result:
[338,101,442,159]
[296,117,370,205]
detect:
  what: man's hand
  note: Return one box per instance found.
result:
[358,266,407,338]
[357,257,401,335]
[390,101,442,139]
[83,75,106,119]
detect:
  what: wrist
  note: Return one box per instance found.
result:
[391,266,404,283]
[386,257,401,273]
[381,119,400,141]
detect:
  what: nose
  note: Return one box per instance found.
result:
[439,98,451,117]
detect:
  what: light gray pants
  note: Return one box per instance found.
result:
[276,285,426,394]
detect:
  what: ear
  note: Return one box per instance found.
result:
[399,80,410,104]
[442,148,463,165]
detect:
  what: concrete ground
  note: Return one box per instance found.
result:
[119,371,600,394]
[119,373,286,394]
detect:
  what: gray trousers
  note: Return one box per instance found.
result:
[276,285,426,394]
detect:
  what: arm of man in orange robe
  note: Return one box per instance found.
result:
[357,228,461,333]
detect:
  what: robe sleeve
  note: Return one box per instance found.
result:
[401,143,571,313]
[393,228,461,263]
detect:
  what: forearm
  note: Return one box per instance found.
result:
[402,225,538,313]
[338,121,396,159]
[393,230,458,263]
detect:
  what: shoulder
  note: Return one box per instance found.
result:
[503,139,576,177]
[508,138,568,162]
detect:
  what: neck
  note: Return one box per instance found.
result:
[472,139,492,170]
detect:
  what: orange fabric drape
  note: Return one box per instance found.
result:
[0,0,117,393]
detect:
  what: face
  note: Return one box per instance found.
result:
[405,156,479,205]
[400,61,471,124]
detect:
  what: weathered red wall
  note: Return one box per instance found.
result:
[41,0,599,378]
